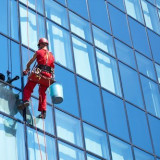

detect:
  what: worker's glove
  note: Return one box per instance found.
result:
[23,69,30,76]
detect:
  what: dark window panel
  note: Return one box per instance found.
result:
[134,147,155,160]
[103,90,130,142]
[108,0,125,11]
[126,103,153,153]
[54,65,79,117]
[119,62,144,108]
[88,0,111,33]
[78,77,105,129]
[129,17,151,58]
[0,0,19,41]
[67,0,89,19]
[147,29,160,64]
[148,115,160,157]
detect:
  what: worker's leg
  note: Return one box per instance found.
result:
[38,84,48,112]
[23,80,37,101]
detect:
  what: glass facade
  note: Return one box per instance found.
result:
[0,0,160,160]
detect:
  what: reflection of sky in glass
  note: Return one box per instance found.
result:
[58,141,85,160]
[56,109,82,147]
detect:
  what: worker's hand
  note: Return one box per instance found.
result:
[23,69,30,76]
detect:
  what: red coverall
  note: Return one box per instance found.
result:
[23,49,55,112]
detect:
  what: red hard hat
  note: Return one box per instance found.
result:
[37,38,49,46]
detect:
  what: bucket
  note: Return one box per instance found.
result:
[50,82,63,104]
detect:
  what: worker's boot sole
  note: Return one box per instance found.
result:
[18,101,30,110]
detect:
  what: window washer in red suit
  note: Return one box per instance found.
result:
[18,38,55,119]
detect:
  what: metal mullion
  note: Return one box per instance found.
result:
[0,111,25,124]
[117,0,144,159]
[17,0,29,159]
[139,0,159,157]
[65,0,87,159]
[87,0,113,159]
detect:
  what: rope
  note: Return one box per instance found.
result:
[26,0,43,159]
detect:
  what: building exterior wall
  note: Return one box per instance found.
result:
[0,0,160,160]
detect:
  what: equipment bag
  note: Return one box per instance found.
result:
[28,67,54,87]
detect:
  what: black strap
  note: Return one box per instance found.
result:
[37,64,52,73]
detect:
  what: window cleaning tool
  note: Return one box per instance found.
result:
[50,82,63,104]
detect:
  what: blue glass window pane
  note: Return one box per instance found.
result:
[103,90,129,141]
[58,141,85,160]
[136,52,156,80]
[45,0,68,29]
[0,87,23,120]
[140,75,160,118]
[141,0,160,34]
[148,29,160,64]
[129,17,151,58]
[72,35,98,83]
[27,127,56,160]
[78,77,105,129]
[26,98,55,135]
[115,39,136,69]
[68,0,88,19]
[156,0,160,8]
[55,65,79,116]
[0,0,19,41]
[47,21,73,70]
[108,4,131,46]
[19,0,43,14]
[124,0,144,23]
[0,115,26,160]
[126,103,153,153]
[134,148,155,160]
[155,63,160,83]
[0,36,21,89]
[69,11,92,42]
[83,123,110,159]
[96,49,122,96]
[119,63,144,108]
[88,0,111,32]
[20,5,45,50]
[147,0,156,4]
[148,115,160,157]
[110,136,133,160]
[87,154,101,160]
[55,109,83,147]
[107,0,125,11]
[93,26,115,56]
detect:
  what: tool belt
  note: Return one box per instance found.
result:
[37,64,53,73]
[28,66,54,87]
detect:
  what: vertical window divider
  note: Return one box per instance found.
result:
[17,0,29,159]
[86,0,113,159]
[66,0,88,160]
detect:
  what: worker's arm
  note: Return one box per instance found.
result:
[26,52,37,71]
